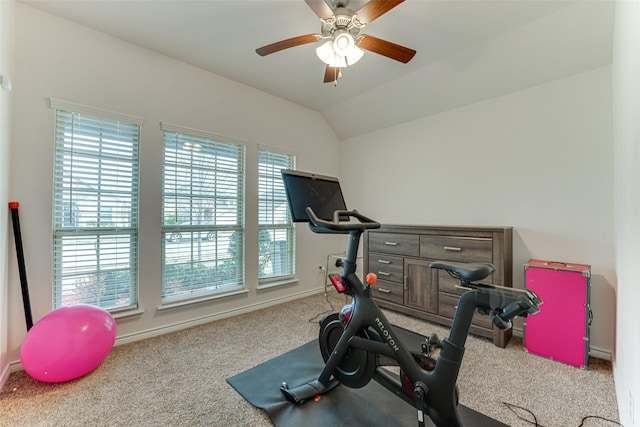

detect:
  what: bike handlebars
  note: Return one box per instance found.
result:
[305,207,381,234]
[429,260,542,330]
[476,285,542,330]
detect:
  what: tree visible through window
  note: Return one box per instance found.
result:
[161,126,246,303]
[258,150,295,281]
[52,104,141,310]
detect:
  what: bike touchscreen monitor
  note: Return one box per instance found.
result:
[281,169,348,223]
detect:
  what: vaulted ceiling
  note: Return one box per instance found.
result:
[20,0,614,139]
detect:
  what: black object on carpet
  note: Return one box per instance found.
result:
[227,326,508,427]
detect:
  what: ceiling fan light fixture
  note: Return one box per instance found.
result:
[316,41,348,67]
[316,37,364,68]
[333,32,354,56]
[346,45,364,65]
[316,40,336,65]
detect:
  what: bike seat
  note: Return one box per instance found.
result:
[429,261,495,283]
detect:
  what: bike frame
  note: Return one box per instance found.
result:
[319,229,475,426]
[279,207,541,427]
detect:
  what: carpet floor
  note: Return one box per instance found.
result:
[0,292,620,426]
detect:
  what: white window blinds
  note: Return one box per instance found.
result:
[52,106,140,310]
[161,125,246,303]
[258,149,295,281]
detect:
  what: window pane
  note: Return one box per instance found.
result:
[55,233,135,308]
[258,150,295,280]
[162,129,246,302]
[53,109,139,310]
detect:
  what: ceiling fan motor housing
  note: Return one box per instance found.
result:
[322,6,362,36]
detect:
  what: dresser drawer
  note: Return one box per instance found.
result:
[369,254,404,284]
[368,232,419,257]
[372,280,404,305]
[420,236,492,262]
[439,272,468,295]
[439,292,493,330]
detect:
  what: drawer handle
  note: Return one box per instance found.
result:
[378,288,392,294]
[377,271,391,276]
[444,246,462,252]
[384,241,399,246]
[377,259,391,264]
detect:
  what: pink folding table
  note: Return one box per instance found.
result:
[523,259,591,368]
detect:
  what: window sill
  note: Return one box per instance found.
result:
[257,277,299,290]
[157,288,249,311]
[111,307,145,321]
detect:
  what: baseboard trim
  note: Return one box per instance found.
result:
[0,361,10,391]
[114,287,324,346]
[9,360,23,373]
[0,359,25,384]
[589,346,612,361]
[512,327,612,361]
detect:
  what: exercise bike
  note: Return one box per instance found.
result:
[278,170,542,427]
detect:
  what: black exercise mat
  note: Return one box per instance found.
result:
[227,326,508,427]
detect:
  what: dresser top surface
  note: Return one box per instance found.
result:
[371,224,513,233]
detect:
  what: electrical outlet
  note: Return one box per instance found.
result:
[318,265,325,274]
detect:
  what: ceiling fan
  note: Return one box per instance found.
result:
[256,0,416,85]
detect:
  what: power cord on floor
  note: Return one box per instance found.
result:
[503,402,541,426]
[307,268,342,323]
[578,415,624,426]
[502,402,623,426]
[307,293,336,323]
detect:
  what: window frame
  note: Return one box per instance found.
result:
[258,148,296,285]
[160,123,247,305]
[50,98,142,312]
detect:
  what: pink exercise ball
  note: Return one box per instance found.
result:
[20,304,117,383]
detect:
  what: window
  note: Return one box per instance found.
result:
[162,124,245,303]
[51,101,141,310]
[258,149,295,281]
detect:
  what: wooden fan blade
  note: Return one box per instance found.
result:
[355,0,404,26]
[305,0,334,21]
[256,34,321,56]
[323,65,341,83]
[357,35,416,63]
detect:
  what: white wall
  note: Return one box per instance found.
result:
[342,66,615,357]
[6,3,345,365]
[0,0,15,388]
[5,5,630,418]
[612,2,640,425]
[326,0,614,140]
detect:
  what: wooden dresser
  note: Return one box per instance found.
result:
[363,225,513,347]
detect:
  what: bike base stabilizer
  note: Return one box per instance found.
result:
[280,379,340,404]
